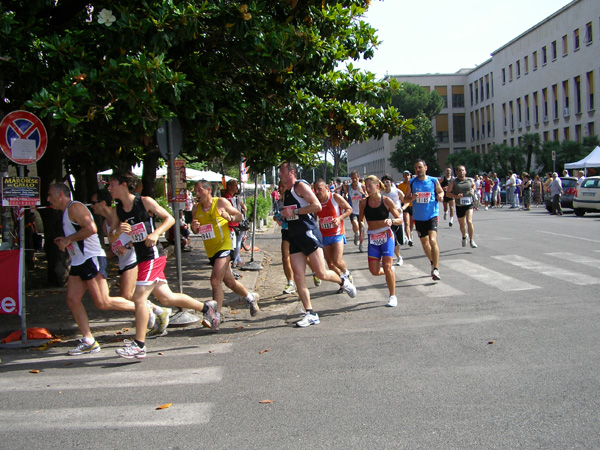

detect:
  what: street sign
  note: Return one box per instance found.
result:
[0,111,48,165]
[156,118,182,159]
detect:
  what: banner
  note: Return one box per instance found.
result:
[168,159,187,202]
[0,250,22,315]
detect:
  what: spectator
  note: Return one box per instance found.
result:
[532,174,543,208]
[549,172,563,215]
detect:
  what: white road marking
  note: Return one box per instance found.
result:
[545,252,600,265]
[493,255,600,285]
[0,403,213,430]
[396,264,464,297]
[0,366,223,392]
[538,230,600,244]
[441,259,539,291]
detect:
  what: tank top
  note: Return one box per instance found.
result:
[223,192,240,229]
[381,185,403,221]
[104,221,136,270]
[451,178,475,207]
[115,194,164,262]
[348,184,363,215]
[364,195,389,222]
[410,176,439,221]
[62,201,105,266]
[283,180,320,238]
[317,192,345,237]
[194,197,232,258]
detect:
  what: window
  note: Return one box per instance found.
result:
[574,29,580,50]
[516,60,521,77]
[552,84,559,118]
[509,64,513,82]
[517,98,522,125]
[509,101,514,129]
[524,94,530,124]
[453,114,466,143]
[585,22,593,44]
[562,35,568,56]
[542,46,547,64]
[542,88,548,119]
[563,80,570,114]
[485,75,490,99]
[533,91,539,124]
[587,71,595,111]
[436,131,449,143]
[524,55,529,74]
[533,51,538,70]
[574,76,581,114]
[564,127,570,141]
[551,41,557,60]
[502,68,506,84]
[469,84,473,106]
[452,94,464,108]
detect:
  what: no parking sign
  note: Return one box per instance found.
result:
[0,110,47,165]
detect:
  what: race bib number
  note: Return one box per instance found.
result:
[320,216,336,229]
[460,196,473,206]
[110,239,131,255]
[352,195,362,204]
[416,192,431,204]
[198,224,216,241]
[130,222,148,243]
[283,205,299,221]
[369,232,388,246]
[65,243,78,258]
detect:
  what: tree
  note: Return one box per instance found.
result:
[390,113,439,175]
[390,82,444,120]
[521,133,541,173]
[487,144,525,178]
[446,150,482,175]
[1,0,411,285]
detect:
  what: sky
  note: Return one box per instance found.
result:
[352,0,574,78]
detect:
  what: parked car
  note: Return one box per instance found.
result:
[544,176,577,212]
[573,176,600,216]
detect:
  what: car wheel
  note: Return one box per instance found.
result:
[574,208,585,217]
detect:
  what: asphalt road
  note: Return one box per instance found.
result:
[1,207,599,449]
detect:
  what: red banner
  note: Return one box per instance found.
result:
[0,250,22,315]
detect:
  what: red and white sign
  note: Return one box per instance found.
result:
[0,250,22,315]
[0,110,48,165]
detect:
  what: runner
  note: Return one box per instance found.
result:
[90,190,170,337]
[108,171,218,359]
[446,165,478,248]
[440,167,455,227]
[273,180,296,294]
[358,175,404,307]
[405,159,445,281]
[191,180,260,327]
[345,170,366,252]
[313,179,353,294]
[47,183,159,356]
[381,174,405,266]
[397,170,414,247]
[279,162,357,327]
[222,179,247,269]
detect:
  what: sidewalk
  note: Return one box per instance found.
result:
[0,223,298,342]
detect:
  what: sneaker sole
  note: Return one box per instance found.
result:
[68,346,101,356]
[296,320,320,327]
[115,350,146,360]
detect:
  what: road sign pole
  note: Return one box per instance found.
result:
[18,165,27,344]
[167,121,183,294]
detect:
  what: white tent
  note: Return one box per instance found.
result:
[98,165,234,182]
[565,146,600,173]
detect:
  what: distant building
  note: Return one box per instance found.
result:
[347,0,600,177]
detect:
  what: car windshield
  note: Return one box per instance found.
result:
[581,178,600,188]
[562,178,577,188]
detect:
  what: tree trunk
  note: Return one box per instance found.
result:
[141,151,160,197]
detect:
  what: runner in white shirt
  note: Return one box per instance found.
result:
[345,170,366,252]
[381,174,405,266]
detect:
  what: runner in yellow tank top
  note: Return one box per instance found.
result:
[194,196,232,258]
[191,180,260,328]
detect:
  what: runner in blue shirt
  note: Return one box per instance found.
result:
[405,159,444,281]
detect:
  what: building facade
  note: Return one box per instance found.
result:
[347,0,600,177]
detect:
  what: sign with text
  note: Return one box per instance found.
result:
[0,110,48,165]
[0,250,22,315]
[168,159,188,202]
[1,176,40,206]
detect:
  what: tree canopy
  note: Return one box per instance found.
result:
[389,113,439,175]
[1,0,411,198]
[389,82,444,120]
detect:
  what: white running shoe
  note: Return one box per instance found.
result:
[395,256,403,266]
[247,293,260,317]
[341,275,357,298]
[283,282,296,294]
[386,295,398,307]
[432,268,441,281]
[296,312,320,327]
[470,240,478,248]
